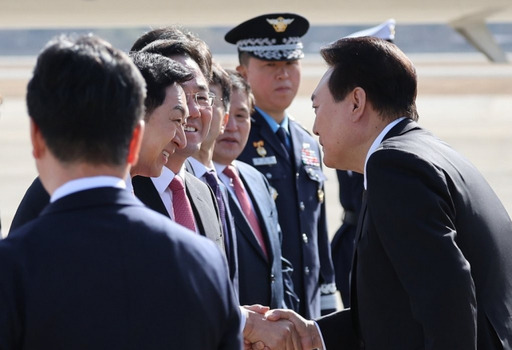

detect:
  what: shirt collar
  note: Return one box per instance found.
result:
[151,166,176,195]
[51,176,126,203]
[255,106,290,134]
[187,157,214,178]
[364,117,406,189]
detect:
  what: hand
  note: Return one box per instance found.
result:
[243,305,302,350]
[265,309,324,350]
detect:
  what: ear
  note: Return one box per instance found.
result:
[236,65,247,79]
[30,119,46,159]
[127,120,144,166]
[350,87,367,121]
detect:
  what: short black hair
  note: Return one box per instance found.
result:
[130,51,193,116]
[27,34,146,166]
[227,69,255,113]
[320,37,418,121]
[131,26,212,81]
[210,61,231,112]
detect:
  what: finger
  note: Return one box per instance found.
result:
[244,304,271,315]
[250,341,266,350]
[265,309,288,321]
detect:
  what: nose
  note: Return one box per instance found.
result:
[174,124,187,149]
[224,114,237,131]
[276,66,289,79]
[312,118,320,136]
[187,96,201,119]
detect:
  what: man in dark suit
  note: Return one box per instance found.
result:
[0,35,242,349]
[225,13,337,319]
[331,19,396,308]
[213,69,299,312]
[9,51,192,233]
[266,36,512,350]
[131,32,229,272]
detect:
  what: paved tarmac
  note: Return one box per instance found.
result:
[1,54,512,238]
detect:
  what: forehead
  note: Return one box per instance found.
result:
[312,68,333,100]
[170,54,208,91]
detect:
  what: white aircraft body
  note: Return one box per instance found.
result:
[1,0,511,62]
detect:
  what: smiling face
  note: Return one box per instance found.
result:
[213,89,251,165]
[171,55,213,158]
[133,83,188,177]
[238,57,300,122]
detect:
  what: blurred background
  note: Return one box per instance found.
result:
[1,17,512,237]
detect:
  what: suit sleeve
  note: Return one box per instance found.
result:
[316,308,358,350]
[367,149,476,349]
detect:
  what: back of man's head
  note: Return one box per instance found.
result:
[27,34,146,166]
[129,51,193,116]
[321,36,418,121]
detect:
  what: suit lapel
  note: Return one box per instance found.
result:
[132,176,169,217]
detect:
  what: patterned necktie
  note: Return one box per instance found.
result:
[169,176,196,232]
[223,165,268,258]
[203,170,231,255]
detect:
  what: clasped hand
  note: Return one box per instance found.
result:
[242,305,323,350]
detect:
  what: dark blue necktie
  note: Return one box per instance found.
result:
[276,126,291,154]
[203,171,231,257]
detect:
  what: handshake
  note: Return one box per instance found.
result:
[242,305,324,350]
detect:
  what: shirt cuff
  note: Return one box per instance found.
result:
[239,306,248,334]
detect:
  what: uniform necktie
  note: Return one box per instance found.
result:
[223,165,268,258]
[276,126,291,153]
[169,176,196,232]
[203,170,231,256]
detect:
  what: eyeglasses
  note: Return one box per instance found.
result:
[186,91,216,107]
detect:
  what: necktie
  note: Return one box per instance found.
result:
[203,170,231,256]
[169,176,196,232]
[276,126,291,153]
[223,165,268,258]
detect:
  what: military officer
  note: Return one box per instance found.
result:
[225,13,337,318]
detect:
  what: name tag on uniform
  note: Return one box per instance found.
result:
[252,156,277,166]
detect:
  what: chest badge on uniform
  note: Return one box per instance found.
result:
[252,140,277,166]
[301,143,320,167]
[253,140,267,157]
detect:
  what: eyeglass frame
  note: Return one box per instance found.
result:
[186,91,216,107]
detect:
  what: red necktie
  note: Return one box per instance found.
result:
[223,165,268,258]
[169,176,196,232]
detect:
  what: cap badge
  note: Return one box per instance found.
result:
[266,17,294,33]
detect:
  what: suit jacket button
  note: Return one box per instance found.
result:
[296,172,300,179]
[302,233,308,243]
[266,172,272,179]
[304,266,310,275]
[299,202,305,211]
[270,274,276,282]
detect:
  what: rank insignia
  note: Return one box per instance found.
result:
[266,17,294,33]
[253,140,267,157]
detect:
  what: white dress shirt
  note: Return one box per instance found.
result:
[51,176,126,203]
